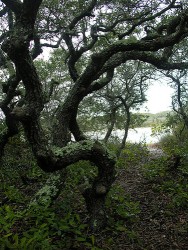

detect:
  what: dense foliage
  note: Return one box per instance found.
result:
[0,0,188,248]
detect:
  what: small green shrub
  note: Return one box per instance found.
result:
[158,180,188,208]
[67,160,97,187]
[106,185,140,224]
[3,185,26,203]
[159,133,188,175]
[117,142,149,168]
[159,134,183,156]
[142,156,168,180]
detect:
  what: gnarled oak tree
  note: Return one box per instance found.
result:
[0,0,188,230]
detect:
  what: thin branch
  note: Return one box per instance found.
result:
[68,0,97,30]
[118,0,178,39]
[87,70,114,94]
[96,50,188,81]
[97,10,151,34]
[31,34,43,59]
[7,8,14,29]
[0,49,6,67]
[0,6,7,17]
[0,74,21,108]
[1,0,22,14]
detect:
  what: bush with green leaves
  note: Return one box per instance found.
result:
[158,129,188,177]
[156,112,188,155]
[1,133,38,183]
[158,180,188,208]
[106,185,140,222]
[143,159,166,180]
[159,133,188,155]
[117,142,149,168]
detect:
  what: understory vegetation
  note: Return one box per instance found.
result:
[0,127,188,249]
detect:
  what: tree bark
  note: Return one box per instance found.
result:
[103,108,117,143]
[29,170,67,208]
[116,106,131,158]
[1,0,188,230]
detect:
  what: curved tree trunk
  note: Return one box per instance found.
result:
[2,0,187,231]
[103,108,117,143]
[0,1,116,230]
[116,107,131,158]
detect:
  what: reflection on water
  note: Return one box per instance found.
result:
[88,127,167,144]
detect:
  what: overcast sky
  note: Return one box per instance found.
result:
[140,81,174,114]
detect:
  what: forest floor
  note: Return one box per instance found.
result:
[0,146,188,249]
[99,147,188,250]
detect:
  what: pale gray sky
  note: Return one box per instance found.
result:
[141,81,174,114]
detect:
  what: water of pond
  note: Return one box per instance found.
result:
[88,127,167,144]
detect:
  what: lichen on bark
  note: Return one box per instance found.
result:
[29,170,67,208]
